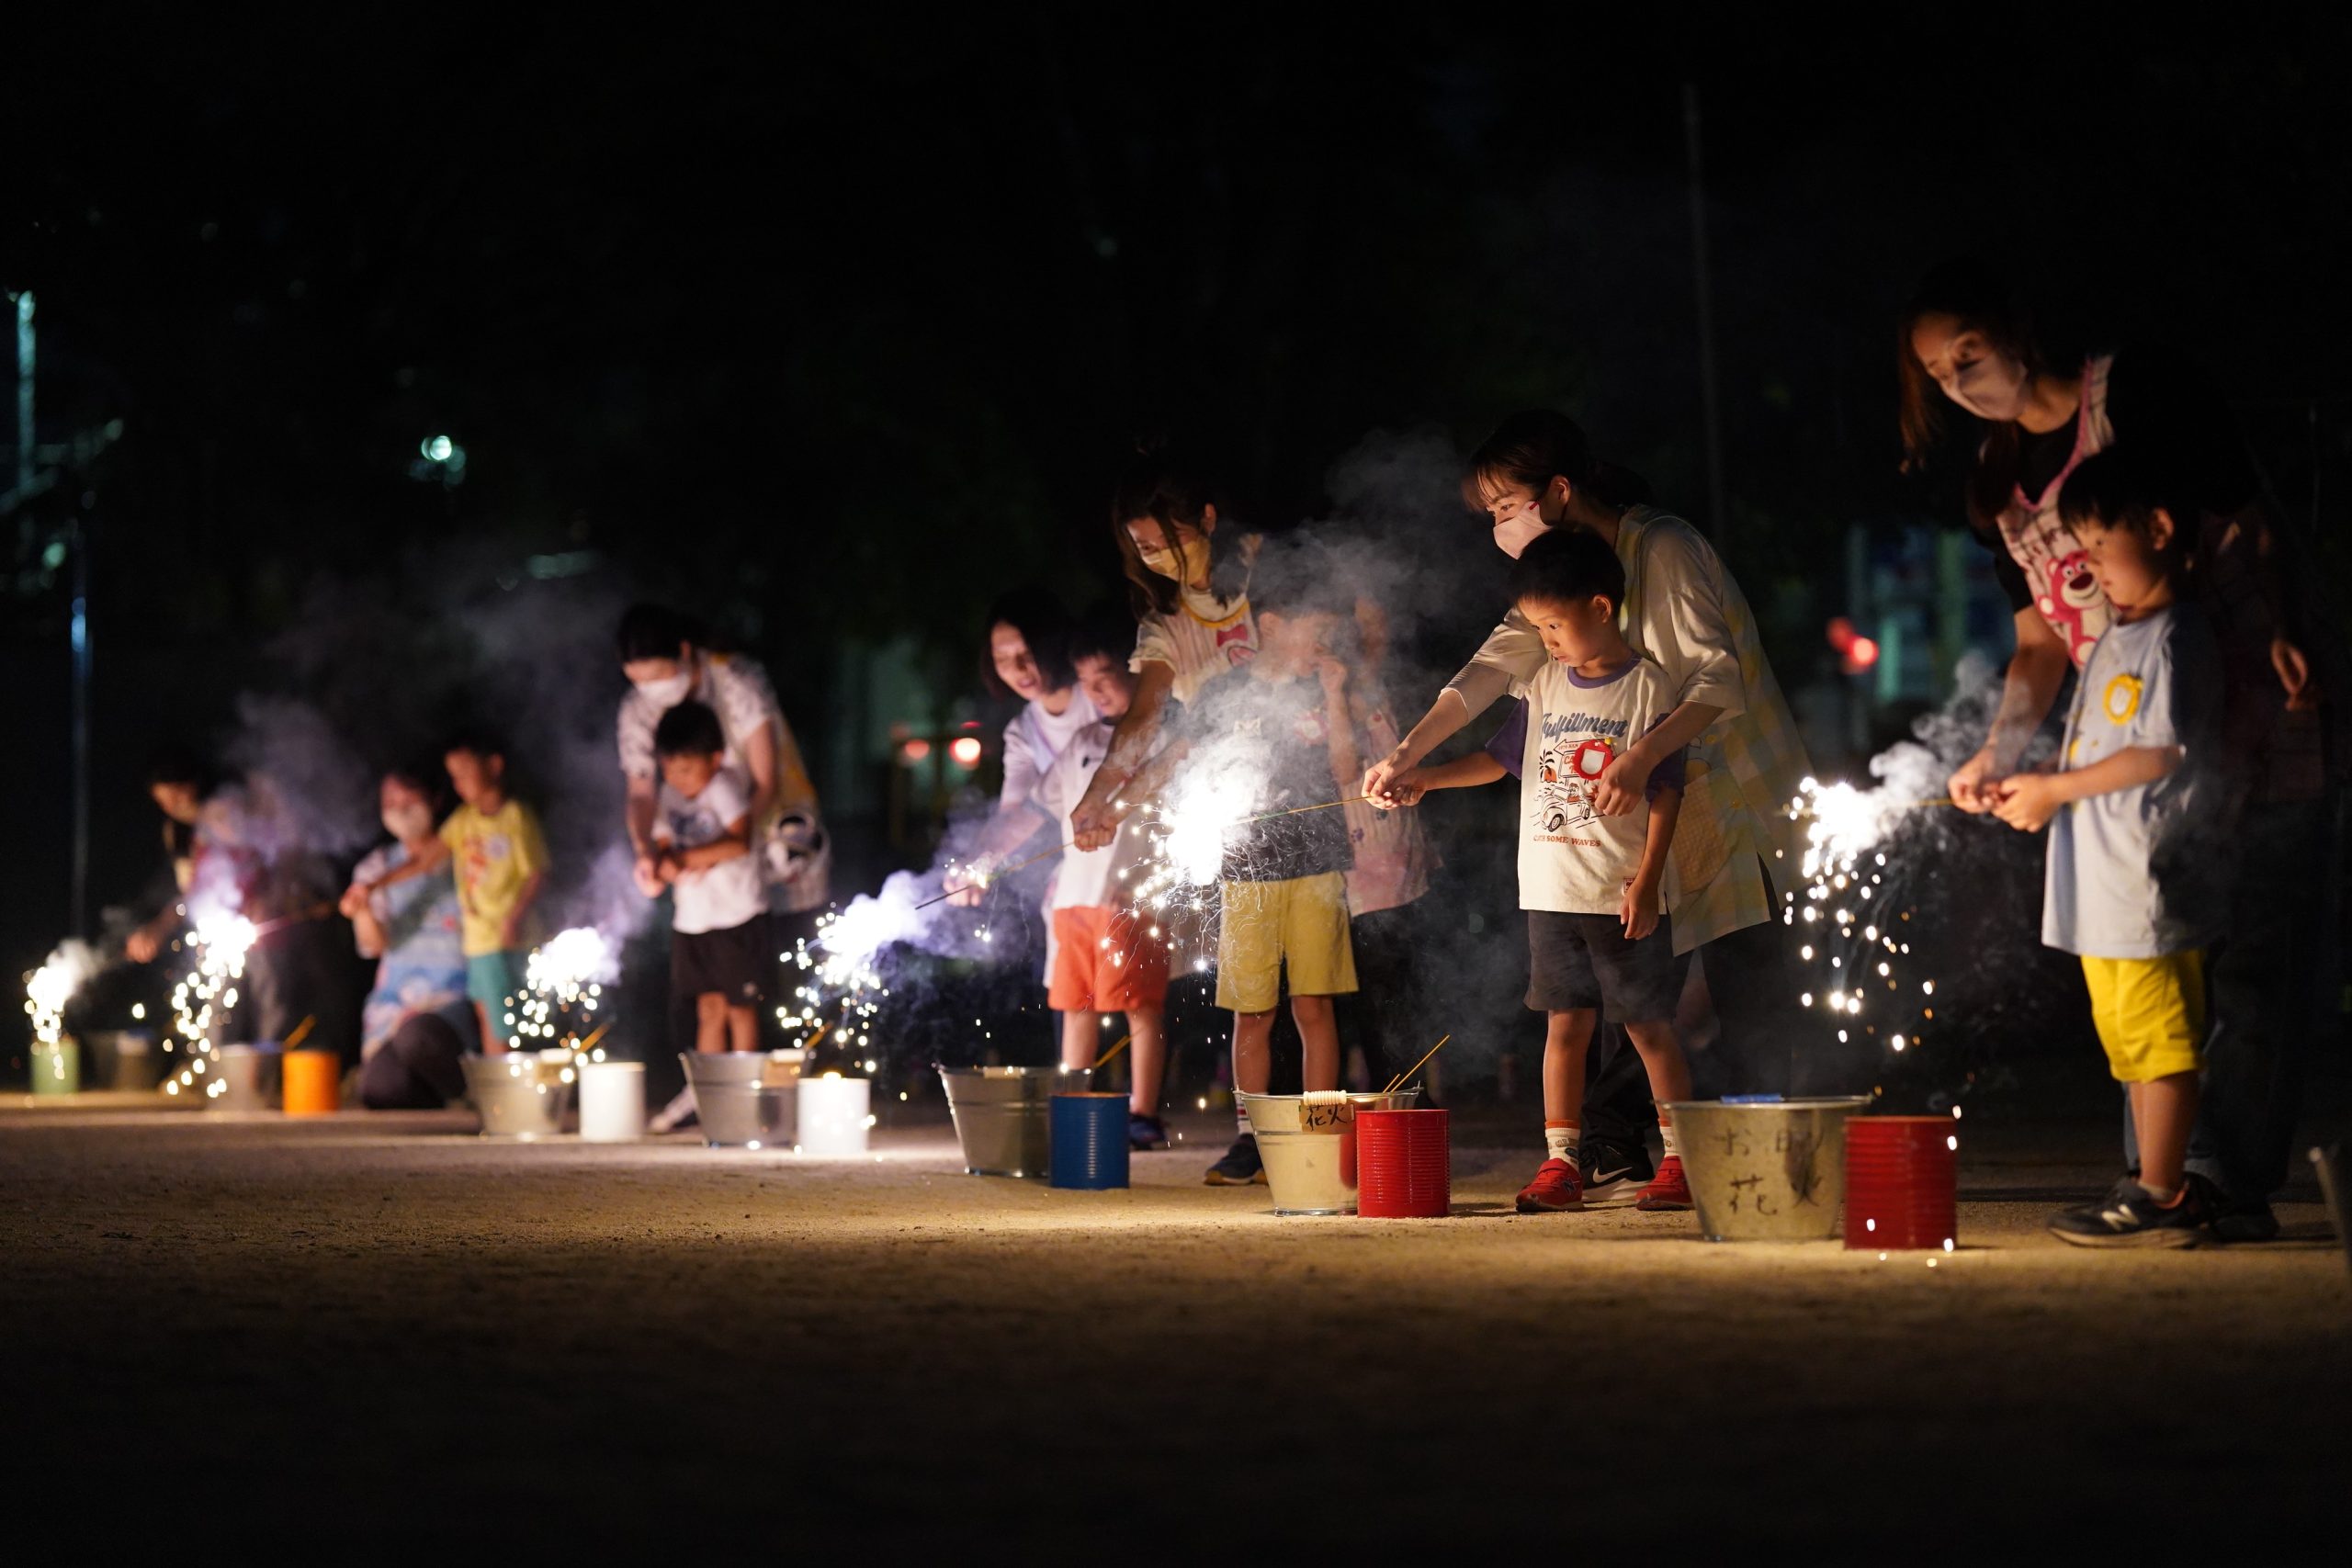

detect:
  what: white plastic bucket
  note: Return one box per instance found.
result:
[576,1061,646,1143]
[797,1074,871,1157]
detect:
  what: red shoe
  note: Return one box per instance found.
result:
[1516,1157,1584,1213]
[1634,1155,1691,1211]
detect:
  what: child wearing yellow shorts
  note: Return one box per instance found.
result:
[1992,448,2225,1247]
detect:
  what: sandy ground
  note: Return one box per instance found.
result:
[6,1099,2346,1558]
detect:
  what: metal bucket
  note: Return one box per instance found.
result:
[83,1030,160,1091]
[1661,1097,1871,1242]
[460,1051,574,1140]
[213,1043,280,1111]
[939,1066,1093,1178]
[1240,1089,1420,1215]
[681,1051,805,1148]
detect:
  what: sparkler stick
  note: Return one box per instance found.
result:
[280,1015,317,1051]
[912,842,1071,911]
[1382,1032,1451,1095]
[799,1020,831,1053]
[1238,794,1371,825]
[1792,797,1951,818]
[575,1021,612,1055]
[1090,1032,1132,1071]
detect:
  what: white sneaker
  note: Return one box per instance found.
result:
[648,1086,699,1134]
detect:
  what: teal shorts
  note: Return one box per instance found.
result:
[466,950,528,1024]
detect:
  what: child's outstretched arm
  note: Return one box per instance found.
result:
[367,837,450,894]
[1623,784,1680,940]
[1991,744,2182,833]
[1380,753,1505,806]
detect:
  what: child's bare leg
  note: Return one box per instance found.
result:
[476,1001,504,1055]
[1125,1006,1166,1116]
[1541,1009,1599,1126]
[724,1003,757,1055]
[1060,1007,1101,1074]
[1623,1020,1694,1107]
[1291,994,1340,1091]
[694,992,729,1055]
[1231,1010,1276,1095]
[2133,1070,2199,1194]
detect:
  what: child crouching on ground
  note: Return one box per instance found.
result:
[635,700,769,1055]
[1126,543,1360,1188]
[1992,447,2226,1246]
[1033,622,1174,1150]
[1386,527,1694,1212]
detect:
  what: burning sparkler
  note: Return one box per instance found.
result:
[1784,778,1939,1061]
[511,927,615,1052]
[25,942,100,1058]
[164,909,259,1098]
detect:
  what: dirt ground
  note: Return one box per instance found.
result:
[6,1097,2346,1559]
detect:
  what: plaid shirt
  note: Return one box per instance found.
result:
[1448,508,1813,952]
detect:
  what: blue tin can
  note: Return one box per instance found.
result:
[1049,1093,1130,1190]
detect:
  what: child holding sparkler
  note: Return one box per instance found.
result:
[372,732,548,1054]
[1032,622,1173,1149]
[1385,529,1695,1212]
[1991,448,2226,1246]
[1129,544,1358,1187]
[634,701,769,1055]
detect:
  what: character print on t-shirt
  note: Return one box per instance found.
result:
[1535,716,1627,840]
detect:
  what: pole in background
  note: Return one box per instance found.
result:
[12,291,29,501]
[1681,85,1728,547]
[71,513,92,938]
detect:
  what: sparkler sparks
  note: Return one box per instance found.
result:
[25,942,100,1049]
[1785,778,1940,1063]
[164,909,259,1098]
[510,927,616,1050]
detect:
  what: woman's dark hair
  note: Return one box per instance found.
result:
[1508,525,1627,617]
[2057,446,2199,569]
[652,699,728,760]
[383,761,452,818]
[616,603,708,664]
[979,587,1080,701]
[145,743,215,795]
[1470,412,1654,513]
[1110,446,1253,617]
[1896,260,2052,528]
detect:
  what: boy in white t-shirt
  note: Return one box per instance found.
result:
[1033,628,1172,1150]
[633,701,767,1055]
[1386,527,1695,1213]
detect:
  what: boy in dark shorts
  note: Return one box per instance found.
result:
[1385,528,1695,1212]
[633,701,766,1055]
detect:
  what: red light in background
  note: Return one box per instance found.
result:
[949,736,983,767]
[899,738,932,763]
[1825,616,1857,654]
[1849,636,1880,671]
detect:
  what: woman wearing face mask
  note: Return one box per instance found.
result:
[616,604,830,942]
[1364,412,1815,1192]
[1901,261,2334,1241]
[1898,260,2318,811]
[1068,449,1262,850]
[342,767,474,1108]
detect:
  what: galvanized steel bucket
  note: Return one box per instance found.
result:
[461,1050,574,1140]
[1661,1097,1871,1242]
[939,1066,1093,1178]
[681,1051,804,1148]
[1239,1089,1420,1215]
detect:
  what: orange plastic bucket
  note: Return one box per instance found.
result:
[281,1048,342,1116]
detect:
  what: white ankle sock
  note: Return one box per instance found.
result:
[1544,1124,1580,1164]
[1658,1122,1680,1158]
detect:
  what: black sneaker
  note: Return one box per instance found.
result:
[1579,1140,1655,1209]
[1204,1133,1265,1186]
[1128,1112,1170,1151]
[2211,1200,2281,1244]
[2048,1175,2218,1248]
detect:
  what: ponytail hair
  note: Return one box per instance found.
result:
[1896,259,2050,530]
[1111,444,1252,618]
[1470,411,1653,513]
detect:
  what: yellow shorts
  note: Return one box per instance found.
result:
[1216,872,1357,1013]
[2080,952,2206,1084]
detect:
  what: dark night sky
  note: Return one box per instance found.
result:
[6,9,2350,1023]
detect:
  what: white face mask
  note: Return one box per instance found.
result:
[1948,353,2030,422]
[382,802,434,841]
[633,671,694,707]
[1493,514,1550,559]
